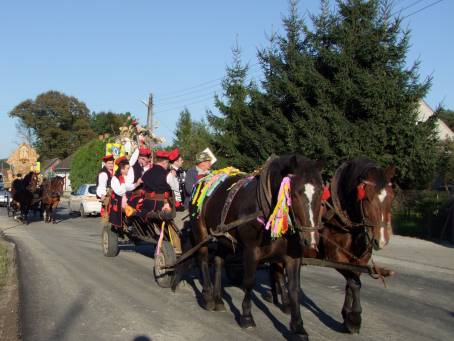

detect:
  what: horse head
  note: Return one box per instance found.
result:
[268,154,325,250]
[47,176,65,198]
[24,172,39,192]
[336,158,396,252]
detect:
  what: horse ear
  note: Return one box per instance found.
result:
[385,165,396,182]
[314,159,325,172]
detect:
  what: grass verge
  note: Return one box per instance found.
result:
[0,243,7,288]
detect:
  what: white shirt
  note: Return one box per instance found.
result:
[111,176,127,196]
[96,172,109,198]
[125,148,140,190]
[167,168,182,202]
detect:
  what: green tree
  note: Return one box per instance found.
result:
[438,108,454,132]
[173,109,213,167]
[208,42,264,171]
[254,0,437,188]
[9,91,96,159]
[69,139,106,191]
[90,111,132,136]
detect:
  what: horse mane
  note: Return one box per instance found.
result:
[257,153,320,217]
[23,172,34,186]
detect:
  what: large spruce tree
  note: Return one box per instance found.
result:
[207,43,266,171]
[256,0,437,188]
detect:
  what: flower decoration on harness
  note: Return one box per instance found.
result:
[190,167,245,216]
[321,185,331,201]
[265,176,293,238]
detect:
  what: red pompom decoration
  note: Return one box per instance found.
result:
[357,183,366,201]
[321,186,331,201]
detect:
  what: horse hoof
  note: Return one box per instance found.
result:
[281,304,291,315]
[214,300,226,312]
[290,333,309,341]
[262,290,274,303]
[203,299,215,311]
[343,312,361,334]
[240,315,256,329]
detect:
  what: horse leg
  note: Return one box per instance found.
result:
[274,262,291,314]
[339,270,362,333]
[285,257,308,340]
[51,204,57,224]
[213,255,226,311]
[240,247,258,329]
[198,245,215,311]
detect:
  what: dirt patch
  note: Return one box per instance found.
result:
[0,239,20,341]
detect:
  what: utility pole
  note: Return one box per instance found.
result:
[146,93,153,136]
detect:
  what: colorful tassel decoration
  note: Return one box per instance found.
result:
[265,176,292,238]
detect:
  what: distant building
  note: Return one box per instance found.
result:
[55,154,74,191]
[417,99,454,141]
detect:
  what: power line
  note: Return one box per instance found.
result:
[154,69,263,107]
[402,0,444,19]
[155,62,261,99]
[154,96,218,115]
[391,0,428,17]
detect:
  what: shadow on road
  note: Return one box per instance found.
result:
[299,289,345,333]
[133,336,152,341]
[47,288,92,340]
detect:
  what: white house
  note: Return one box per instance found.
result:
[417,99,454,141]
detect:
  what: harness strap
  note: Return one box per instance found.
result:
[219,176,252,228]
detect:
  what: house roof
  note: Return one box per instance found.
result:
[41,158,61,172]
[55,154,75,171]
[417,99,454,141]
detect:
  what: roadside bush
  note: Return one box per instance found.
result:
[392,190,452,240]
[69,139,106,191]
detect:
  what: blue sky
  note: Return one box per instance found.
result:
[1,0,453,159]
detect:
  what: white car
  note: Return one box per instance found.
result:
[69,184,102,217]
[0,188,10,207]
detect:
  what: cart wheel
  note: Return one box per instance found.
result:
[102,224,119,257]
[154,241,176,288]
[225,254,244,286]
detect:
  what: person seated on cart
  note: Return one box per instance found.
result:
[184,151,212,209]
[125,146,152,191]
[109,156,131,228]
[96,155,114,200]
[136,150,173,219]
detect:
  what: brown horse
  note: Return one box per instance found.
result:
[188,154,324,340]
[41,176,65,223]
[10,172,39,224]
[269,158,395,334]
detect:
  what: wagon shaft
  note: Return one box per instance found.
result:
[302,258,395,277]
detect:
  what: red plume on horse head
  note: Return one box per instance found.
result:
[356,183,366,201]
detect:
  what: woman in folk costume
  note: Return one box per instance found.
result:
[109,156,132,227]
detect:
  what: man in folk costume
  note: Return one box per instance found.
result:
[96,154,115,217]
[125,146,152,191]
[167,148,185,211]
[184,151,212,209]
[109,156,131,227]
[138,150,173,216]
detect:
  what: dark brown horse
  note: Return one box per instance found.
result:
[189,154,324,340]
[269,158,396,334]
[10,172,39,224]
[41,176,65,223]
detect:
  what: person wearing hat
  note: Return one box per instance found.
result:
[138,150,172,216]
[184,151,212,209]
[125,146,151,191]
[109,156,130,227]
[96,154,115,200]
[166,148,185,211]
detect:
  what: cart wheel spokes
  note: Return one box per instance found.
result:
[102,224,119,257]
[154,241,176,288]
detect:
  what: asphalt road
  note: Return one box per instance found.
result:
[1,205,453,341]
